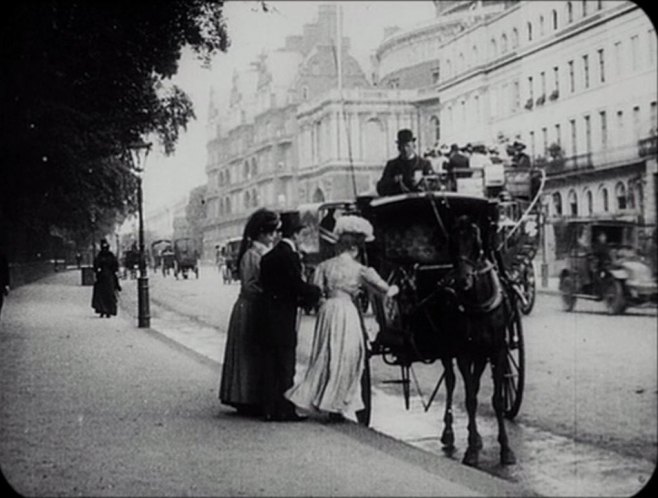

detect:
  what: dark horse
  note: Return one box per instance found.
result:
[436,214,517,466]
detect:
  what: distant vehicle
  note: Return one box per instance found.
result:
[222,237,242,284]
[557,218,657,314]
[173,238,199,279]
[151,239,172,272]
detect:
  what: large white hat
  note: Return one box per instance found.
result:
[334,215,375,242]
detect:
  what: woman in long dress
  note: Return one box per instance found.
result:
[285,216,398,420]
[91,239,121,318]
[219,209,280,416]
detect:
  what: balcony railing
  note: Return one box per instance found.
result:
[638,136,657,158]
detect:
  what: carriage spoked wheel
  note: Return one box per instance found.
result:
[502,299,525,419]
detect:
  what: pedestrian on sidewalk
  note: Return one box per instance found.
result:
[285,215,398,422]
[0,249,10,320]
[91,239,121,318]
[259,211,321,422]
[219,208,280,416]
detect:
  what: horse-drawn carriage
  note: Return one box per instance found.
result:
[222,237,242,284]
[291,188,526,466]
[173,238,199,279]
[150,239,172,273]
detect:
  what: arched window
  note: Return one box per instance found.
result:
[472,45,478,64]
[312,188,325,203]
[601,187,609,211]
[615,182,627,210]
[585,189,593,215]
[459,52,465,71]
[568,189,578,216]
[226,197,232,214]
[251,158,258,177]
[429,115,441,143]
[567,2,573,23]
[582,0,588,17]
[627,183,636,209]
[512,28,519,48]
[491,38,498,58]
[553,192,563,216]
[252,188,259,207]
[243,161,250,180]
[244,191,251,208]
[539,16,545,36]
[552,9,558,30]
[527,22,533,41]
[501,33,509,53]
[446,59,452,78]
[364,118,385,161]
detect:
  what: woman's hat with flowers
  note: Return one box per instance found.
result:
[333,215,375,242]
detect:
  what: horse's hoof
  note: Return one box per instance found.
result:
[500,448,516,465]
[462,448,479,467]
[440,429,455,448]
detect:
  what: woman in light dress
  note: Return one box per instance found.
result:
[285,215,398,421]
[219,209,281,416]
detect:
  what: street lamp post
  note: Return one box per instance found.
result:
[129,141,152,328]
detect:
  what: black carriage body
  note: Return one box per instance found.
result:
[361,192,501,362]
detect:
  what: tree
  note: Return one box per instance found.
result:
[0,1,230,260]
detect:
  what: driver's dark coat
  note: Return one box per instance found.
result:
[376,155,434,195]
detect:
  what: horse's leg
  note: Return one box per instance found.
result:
[440,357,456,451]
[492,347,517,465]
[457,353,486,466]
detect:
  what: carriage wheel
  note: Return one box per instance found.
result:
[520,262,536,315]
[503,301,525,419]
[356,350,372,427]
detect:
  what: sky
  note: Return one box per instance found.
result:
[141,0,436,216]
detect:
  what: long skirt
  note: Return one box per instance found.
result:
[285,296,365,415]
[91,273,117,316]
[219,294,265,410]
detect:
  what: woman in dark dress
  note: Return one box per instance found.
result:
[219,209,281,416]
[91,239,121,318]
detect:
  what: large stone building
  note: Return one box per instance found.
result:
[204,0,657,270]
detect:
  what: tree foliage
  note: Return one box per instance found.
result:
[0,0,229,258]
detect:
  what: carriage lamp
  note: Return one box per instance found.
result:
[128,140,152,328]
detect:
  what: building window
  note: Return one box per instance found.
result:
[529,131,536,157]
[568,190,578,216]
[302,86,309,100]
[628,183,636,209]
[567,2,574,23]
[601,187,609,212]
[555,123,562,147]
[630,35,640,72]
[633,106,641,139]
[431,66,440,84]
[616,182,627,210]
[598,49,605,83]
[553,66,560,94]
[586,190,593,215]
[527,22,533,41]
[512,28,519,48]
[553,192,563,216]
[614,41,623,75]
[650,101,657,135]
[542,127,548,156]
[430,115,441,143]
[597,0,603,10]
[552,10,559,30]
[539,16,545,36]
[600,111,608,149]
[568,60,575,92]
[528,76,534,101]
[582,54,590,89]
[570,119,577,156]
[540,71,546,97]
[617,110,624,145]
[513,81,520,110]
[649,29,657,67]
[491,38,498,58]
[584,115,592,153]
[501,34,508,53]
[582,0,588,16]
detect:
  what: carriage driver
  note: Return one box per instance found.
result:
[376,129,435,196]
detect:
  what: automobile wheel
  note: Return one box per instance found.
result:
[603,279,626,315]
[559,275,576,312]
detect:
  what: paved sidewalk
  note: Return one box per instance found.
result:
[0,270,533,497]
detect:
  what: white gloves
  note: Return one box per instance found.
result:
[386,284,399,298]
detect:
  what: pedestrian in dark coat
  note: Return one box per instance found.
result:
[0,251,9,320]
[446,143,470,191]
[259,211,321,421]
[376,129,434,196]
[91,239,121,318]
[219,208,280,416]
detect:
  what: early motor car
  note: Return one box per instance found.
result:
[557,218,657,314]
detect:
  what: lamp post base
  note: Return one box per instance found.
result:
[137,276,150,328]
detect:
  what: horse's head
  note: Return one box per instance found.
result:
[452,215,483,293]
